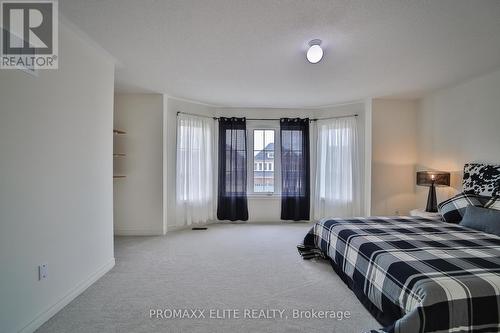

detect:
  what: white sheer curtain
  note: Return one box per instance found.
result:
[314,116,361,219]
[176,114,214,226]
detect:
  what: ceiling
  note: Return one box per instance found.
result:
[60,0,500,108]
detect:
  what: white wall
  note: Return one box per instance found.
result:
[372,99,418,215]
[164,98,214,230]
[416,68,500,205]
[113,94,164,235]
[0,22,115,333]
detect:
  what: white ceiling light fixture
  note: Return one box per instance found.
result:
[306,39,323,64]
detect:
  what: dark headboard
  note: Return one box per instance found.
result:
[463,163,500,197]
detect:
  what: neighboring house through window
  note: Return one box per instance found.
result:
[253,130,275,193]
[249,126,280,194]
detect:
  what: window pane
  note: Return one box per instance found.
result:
[264,171,274,192]
[253,171,263,192]
[253,129,275,193]
[264,130,274,146]
[254,130,264,151]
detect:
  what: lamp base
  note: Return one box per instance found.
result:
[426,183,438,212]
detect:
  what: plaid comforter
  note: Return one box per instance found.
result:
[299,216,500,333]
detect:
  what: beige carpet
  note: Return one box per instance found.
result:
[37,223,379,332]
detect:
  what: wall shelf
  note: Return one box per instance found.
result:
[114,129,126,179]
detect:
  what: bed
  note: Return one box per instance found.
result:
[299,164,500,333]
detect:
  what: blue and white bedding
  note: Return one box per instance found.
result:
[299,216,500,333]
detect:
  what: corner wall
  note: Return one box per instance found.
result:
[113,94,164,235]
[371,99,418,215]
[416,68,500,204]
[0,22,115,333]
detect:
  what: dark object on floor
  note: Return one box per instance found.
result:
[192,227,208,230]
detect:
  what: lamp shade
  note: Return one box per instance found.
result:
[416,171,450,187]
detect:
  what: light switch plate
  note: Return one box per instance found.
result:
[39,263,48,280]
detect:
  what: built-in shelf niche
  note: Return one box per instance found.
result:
[113,129,126,179]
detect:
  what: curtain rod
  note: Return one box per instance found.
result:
[176,111,358,121]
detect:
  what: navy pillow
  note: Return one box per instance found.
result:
[460,205,500,236]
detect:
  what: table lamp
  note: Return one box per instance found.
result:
[417,171,450,212]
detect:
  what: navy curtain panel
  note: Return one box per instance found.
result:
[280,118,310,221]
[217,117,249,221]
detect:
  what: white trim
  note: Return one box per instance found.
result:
[363,98,373,216]
[308,99,367,110]
[162,95,168,234]
[18,258,115,333]
[247,194,281,199]
[163,95,223,108]
[59,14,118,65]
[114,228,164,236]
[213,99,366,110]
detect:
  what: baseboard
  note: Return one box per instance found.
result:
[166,220,312,232]
[19,258,115,333]
[114,228,164,236]
[167,221,215,232]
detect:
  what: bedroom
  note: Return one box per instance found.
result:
[1,1,500,332]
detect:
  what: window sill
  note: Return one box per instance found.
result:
[247,194,281,199]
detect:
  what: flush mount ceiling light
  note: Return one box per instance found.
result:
[306,39,323,64]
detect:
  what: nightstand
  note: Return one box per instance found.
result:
[410,209,442,219]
